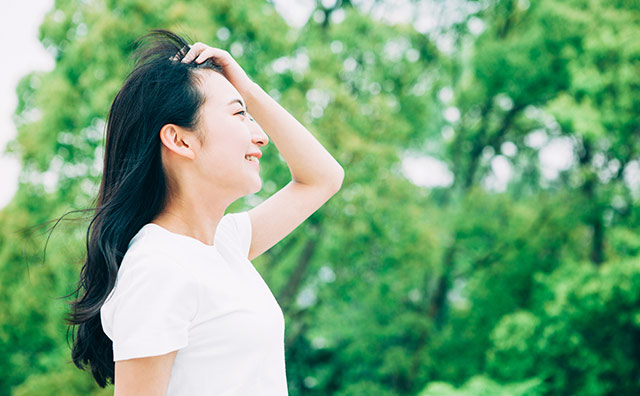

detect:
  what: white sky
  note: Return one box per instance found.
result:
[0,0,576,210]
[0,0,55,209]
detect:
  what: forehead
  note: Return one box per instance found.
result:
[195,70,243,109]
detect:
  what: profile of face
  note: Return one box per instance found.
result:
[160,70,269,201]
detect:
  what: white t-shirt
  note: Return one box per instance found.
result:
[100,211,288,395]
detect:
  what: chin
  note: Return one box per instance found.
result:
[246,178,262,195]
[251,181,263,194]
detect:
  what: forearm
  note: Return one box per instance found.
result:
[243,83,344,189]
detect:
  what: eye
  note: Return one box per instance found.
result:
[235,109,254,122]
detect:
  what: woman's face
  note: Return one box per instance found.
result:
[191,70,268,197]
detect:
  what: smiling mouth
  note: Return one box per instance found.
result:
[245,155,260,169]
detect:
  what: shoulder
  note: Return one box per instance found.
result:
[215,211,252,259]
[218,211,251,235]
[103,244,198,317]
[123,224,195,268]
[115,233,195,294]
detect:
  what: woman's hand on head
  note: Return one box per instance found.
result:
[181,42,256,96]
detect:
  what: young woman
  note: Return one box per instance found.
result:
[67,30,344,395]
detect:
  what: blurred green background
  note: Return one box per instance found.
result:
[1,0,640,394]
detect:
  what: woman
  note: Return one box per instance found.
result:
[67,30,343,395]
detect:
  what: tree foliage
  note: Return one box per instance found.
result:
[1,0,639,395]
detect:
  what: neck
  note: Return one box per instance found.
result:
[151,187,235,246]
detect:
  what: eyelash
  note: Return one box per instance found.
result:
[236,110,254,121]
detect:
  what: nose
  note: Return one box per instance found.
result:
[248,114,269,146]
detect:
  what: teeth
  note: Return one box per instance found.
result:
[245,155,258,162]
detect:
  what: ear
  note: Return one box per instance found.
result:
[159,124,197,160]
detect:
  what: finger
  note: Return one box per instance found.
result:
[195,47,231,64]
[181,46,198,63]
[194,48,219,64]
[181,42,205,63]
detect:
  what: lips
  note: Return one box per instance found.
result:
[245,154,260,170]
[244,150,262,169]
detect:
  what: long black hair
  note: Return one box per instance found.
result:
[65,29,223,387]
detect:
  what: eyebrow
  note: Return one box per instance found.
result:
[227,98,248,111]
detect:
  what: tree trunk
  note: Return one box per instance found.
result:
[278,222,323,313]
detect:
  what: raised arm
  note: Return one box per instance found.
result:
[243,81,344,260]
[182,44,344,260]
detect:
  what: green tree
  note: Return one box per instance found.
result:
[2,0,640,395]
[3,0,439,394]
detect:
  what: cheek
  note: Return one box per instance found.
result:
[196,121,249,170]
[199,139,244,173]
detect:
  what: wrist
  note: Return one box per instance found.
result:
[242,82,263,103]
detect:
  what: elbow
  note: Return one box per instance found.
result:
[296,162,344,193]
[327,164,345,194]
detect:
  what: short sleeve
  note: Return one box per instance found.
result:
[219,211,253,259]
[100,253,198,361]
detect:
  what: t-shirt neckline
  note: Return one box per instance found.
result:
[144,223,217,250]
